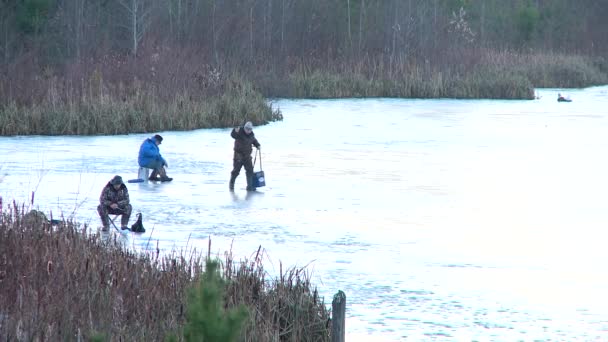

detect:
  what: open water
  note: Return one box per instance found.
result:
[2,86,608,341]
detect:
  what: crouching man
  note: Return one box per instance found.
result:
[138,134,172,182]
[97,175,132,231]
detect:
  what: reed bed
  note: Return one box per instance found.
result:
[262,61,535,100]
[0,74,282,136]
[3,48,604,136]
[257,51,607,100]
[0,202,330,341]
[513,53,608,88]
[0,49,283,136]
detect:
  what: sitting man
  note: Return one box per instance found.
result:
[138,134,172,182]
[98,175,132,231]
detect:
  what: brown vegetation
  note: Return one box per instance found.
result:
[0,202,330,341]
[4,48,608,135]
[1,1,608,136]
[0,55,283,136]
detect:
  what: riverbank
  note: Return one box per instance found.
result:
[0,206,330,341]
[0,50,606,136]
[0,73,283,136]
[255,51,607,99]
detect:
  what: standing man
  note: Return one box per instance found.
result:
[138,134,173,182]
[97,175,132,231]
[230,121,260,191]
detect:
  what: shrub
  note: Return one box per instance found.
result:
[182,260,248,342]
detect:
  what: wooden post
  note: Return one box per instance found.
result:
[331,290,346,342]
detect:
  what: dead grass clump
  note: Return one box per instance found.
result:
[223,248,331,341]
[0,202,330,341]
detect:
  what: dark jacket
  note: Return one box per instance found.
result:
[99,182,130,210]
[231,127,260,157]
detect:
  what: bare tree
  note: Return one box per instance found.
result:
[357,0,364,55]
[167,0,182,40]
[0,1,18,64]
[265,0,272,53]
[347,0,352,50]
[249,0,254,60]
[391,0,399,58]
[281,0,286,56]
[117,0,152,56]
[479,0,485,46]
[212,0,218,64]
[55,0,87,60]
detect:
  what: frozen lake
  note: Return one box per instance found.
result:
[2,86,608,340]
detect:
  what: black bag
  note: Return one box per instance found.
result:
[130,213,145,233]
[254,170,265,188]
[253,149,266,188]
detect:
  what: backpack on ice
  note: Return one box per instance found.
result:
[130,213,145,233]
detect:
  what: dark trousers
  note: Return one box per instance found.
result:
[142,160,168,178]
[97,204,132,227]
[230,154,254,189]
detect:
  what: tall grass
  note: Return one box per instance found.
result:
[255,50,607,99]
[267,66,533,100]
[514,53,608,88]
[0,202,330,341]
[0,73,282,136]
[3,48,605,136]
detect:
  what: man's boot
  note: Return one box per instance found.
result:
[100,215,110,231]
[98,205,110,231]
[120,214,129,230]
[229,174,237,190]
[158,167,173,182]
[245,173,256,191]
[149,170,159,181]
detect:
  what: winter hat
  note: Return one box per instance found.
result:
[244,122,253,130]
[153,134,163,143]
[110,175,123,185]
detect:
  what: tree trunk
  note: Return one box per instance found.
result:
[358,0,364,56]
[281,0,285,56]
[212,0,218,64]
[347,0,352,51]
[74,0,83,60]
[250,3,254,60]
[132,0,137,56]
[177,0,182,42]
[267,0,272,55]
[480,0,485,46]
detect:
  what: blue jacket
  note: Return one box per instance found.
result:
[138,137,166,168]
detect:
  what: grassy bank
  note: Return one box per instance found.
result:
[0,73,282,136]
[257,51,607,99]
[0,204,330,341]
[515,53,608,88]
[269,66,534,99]
[1,50,606,136]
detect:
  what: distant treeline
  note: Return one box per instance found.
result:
[1,0,607,134]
